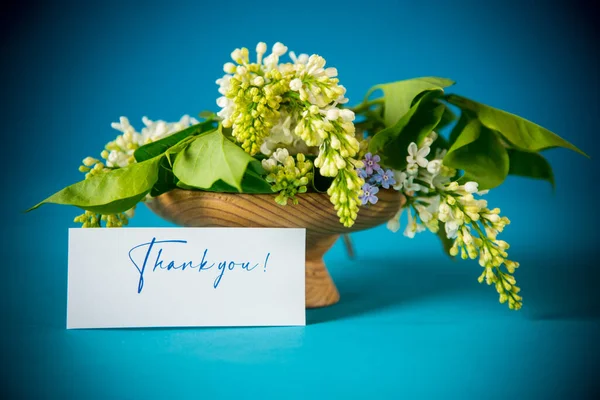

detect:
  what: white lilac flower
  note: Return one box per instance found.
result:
[422,131,438,147]
[339,109,355,122]
[461,226,474,244]
[406,162,419,176]
[289,78,303,91]
[325,108,340,121]
[273,148,290,164]
[404,176,421,192]
[464,181,479,193]
[289,51,309,65]
[415,204,433,223]
[427,159,442,175]
[104,115,198,168]
[261,158,278,172]
[406,142,430,168]
[445,220,460,239]
[77,115,197,228]
[216,39,355,203]
[272,42,288,56]
[404,211,425,238]
[256,42,267,63]
[393,171,407,191]
[386,208,404,233]
[260,112,312,156]
[384,130,521,310]
[216,74,232,95]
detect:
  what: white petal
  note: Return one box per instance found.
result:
[417,146,430,158]
[325,67,338,77]
[223,62,236,73]
[464,181,479,193]
[408,142,418,157]
[339,109,355,122]
[288,51,298,63]
[325,108,339,121]
[289,78,303,91]
[387,218,401,233]
[216,96,229,108]
[272,42,288,56]
[256,42,267,55]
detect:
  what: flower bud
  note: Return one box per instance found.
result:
[464,181,479,193]
[223,62,236,73]
[256,42,267,55]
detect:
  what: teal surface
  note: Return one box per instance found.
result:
[2,0,599,398]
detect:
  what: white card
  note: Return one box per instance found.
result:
[67,228,306,328]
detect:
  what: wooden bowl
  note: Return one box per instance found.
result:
[146,189,405,308]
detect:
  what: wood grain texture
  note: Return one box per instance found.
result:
[146,189,405,308]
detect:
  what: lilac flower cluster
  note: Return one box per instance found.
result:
[357,153,396,205]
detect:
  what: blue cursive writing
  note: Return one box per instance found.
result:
[128,237,270,293]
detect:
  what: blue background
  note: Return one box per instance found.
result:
[2,0,599,398]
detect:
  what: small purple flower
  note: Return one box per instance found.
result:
[363,152,381,175]
[372,168,396,189]
[360,183,379,205]
[357,168,368,179]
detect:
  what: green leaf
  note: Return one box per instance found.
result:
[444,118,509,190]
[83,194,148,214]
[149,156,179,197]
[173,129,257,192]
[218,165,273,194]
[437,223,456,259]
[448,111,471,147]
[238,168,273,193]
[433,101,457,132]
[365,77,455,127]
[198,110,218,121]
[134,121,216,162]
[28,156,162,213]
[369,90,445,170]
[507,149,555,189]
[445,94,588,157]
[177,167,272,194]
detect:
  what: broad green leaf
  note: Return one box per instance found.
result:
[433,101,457,133]
[365,77,455,127]
[134,121,216,162]
[507,149,555,189]
[149,156,179,197]
[437,223,456,259]
[237,169,273,193]
[198,110,218,120]
[448,111,471,147]
[444,119,509,190]
[173,129,257,192]
[246,159,266,175]
[28,156,162,213]
[369,90,445,170]
[209,166,272,194]
[177,168,272,194]
[84,193,148,214]
[445,94,587,157]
